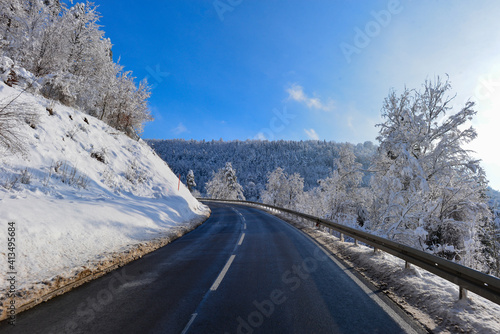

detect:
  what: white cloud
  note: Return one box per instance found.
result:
[347,116,354,130]
[286,84,334,111]
[304,128,320,140]
[172,122,187,135]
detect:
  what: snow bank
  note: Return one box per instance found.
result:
[280,216,500,333]
[0,81,209,315]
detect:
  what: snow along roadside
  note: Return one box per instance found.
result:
[0,211,209,322]
[273,213,500,334]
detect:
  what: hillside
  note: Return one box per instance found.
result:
[0,81,209,316]
[147,139,377,200]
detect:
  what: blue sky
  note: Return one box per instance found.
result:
[92,0,500,189]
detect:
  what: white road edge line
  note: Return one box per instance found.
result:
[244,223,247,229]
[181,313,198,334]
[210,254,236,291]
[315,244,419,334]
[238,233,245,246]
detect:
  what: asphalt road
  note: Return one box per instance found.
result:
[0,203,425,333]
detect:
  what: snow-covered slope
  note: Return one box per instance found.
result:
[0,81,209,310]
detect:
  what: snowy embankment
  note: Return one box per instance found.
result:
[281,217,500,333]
[0,81,210,318]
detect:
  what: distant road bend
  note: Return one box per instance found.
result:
[0,202,426,333]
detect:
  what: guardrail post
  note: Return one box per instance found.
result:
[354,239,358,246]
[373,247,379,253]
[340,233,344,242]
[459,287,468,300]
[405,261,411,269]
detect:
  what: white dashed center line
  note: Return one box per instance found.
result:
[181,313,198,334]
[238,233,245,246]
[210,254,236,291]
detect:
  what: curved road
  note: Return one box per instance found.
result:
[0,203,425,333]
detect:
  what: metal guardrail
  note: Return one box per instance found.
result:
[200,198,500,306]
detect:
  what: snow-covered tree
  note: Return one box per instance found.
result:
[206,162,245,200]
[0,0,152,138]
[102,72,152,136]
[314,144,366,225]
[261,167,304,210]
[187,169,196,193]
[370,77,489,265]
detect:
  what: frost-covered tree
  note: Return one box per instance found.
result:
[261,167,304,210]
[314,144,366,225]
[206,162,245,200]
[0,0,152,138]
[187,169,196,193]
[370,77,489,266]
[102,72,152,136]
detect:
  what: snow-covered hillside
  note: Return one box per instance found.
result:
[0,81,210,316]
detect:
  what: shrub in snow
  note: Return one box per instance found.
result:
[0,57,21,88]
[54,161,90,189]
[90,149,107,164]
[0,57,39,91]
[0,96,38,153]
[20,168,32,185]
[1,174,19,190]
[0,100,24,153]
[102,166,118,190]
[206,162,245,200]
[5,69,19,87]
[66,124,88,140]
[24,111,40,129]
[0,56,14,82]
[125,160,148,185]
